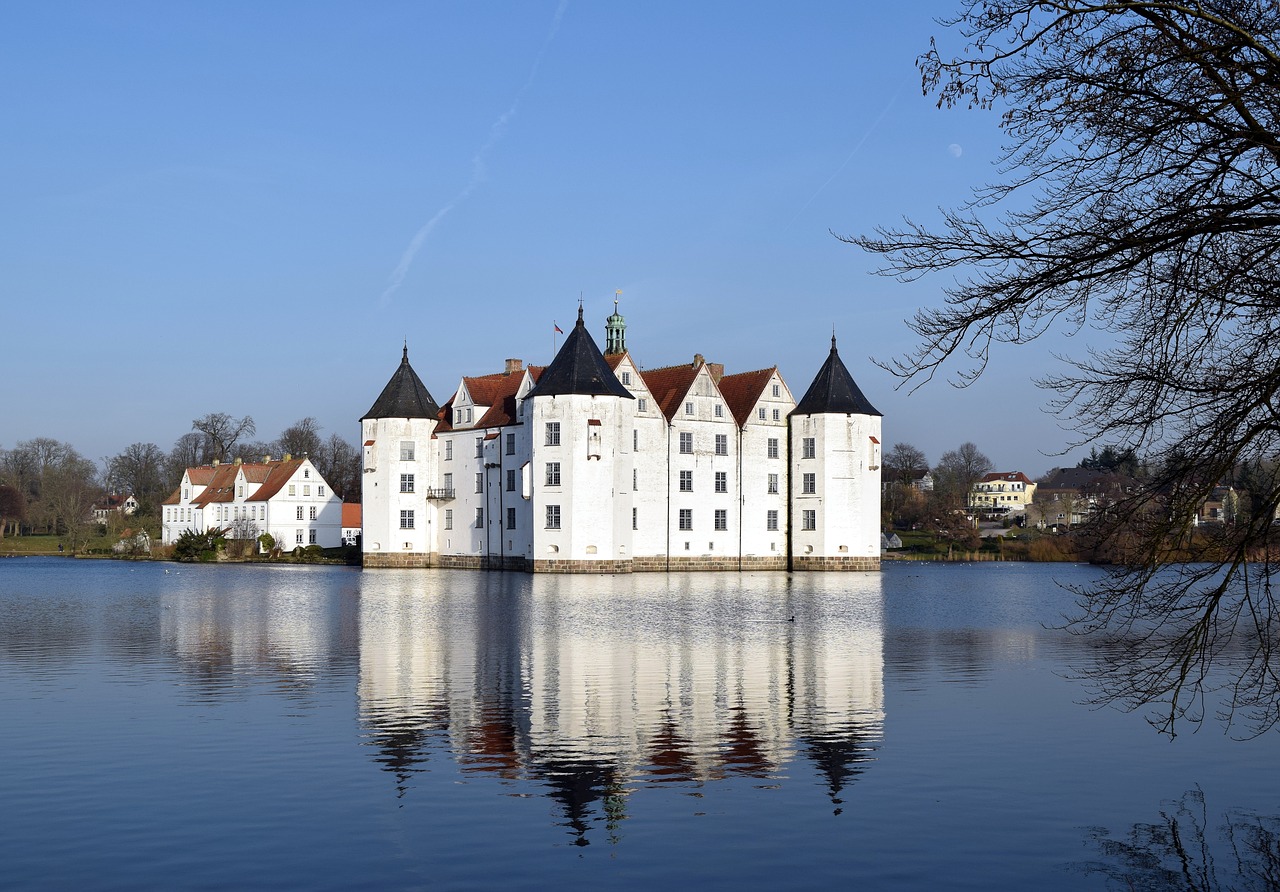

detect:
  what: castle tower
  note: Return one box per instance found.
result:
[361,345,442,567]
[604,296,626,356]
[788,336,883,570]
[525,306,636,572]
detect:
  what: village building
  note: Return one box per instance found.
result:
[161,456,343,549]
[968,471,1037,515]
[91,493,138,525]
[360,306,883,573]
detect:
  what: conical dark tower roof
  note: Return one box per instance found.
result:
[526,307,634,400]
[791,336,882,416]
[362,345,441,420]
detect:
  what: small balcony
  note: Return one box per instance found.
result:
[425,487,455,501]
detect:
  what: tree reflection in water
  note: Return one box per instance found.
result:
[1078,788,1280,891]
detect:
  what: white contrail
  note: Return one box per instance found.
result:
[784,84,904,231]
[380,0,569,306]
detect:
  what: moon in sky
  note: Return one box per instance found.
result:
[948,143,963,158]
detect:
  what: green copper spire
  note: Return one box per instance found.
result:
[604,292,626,356]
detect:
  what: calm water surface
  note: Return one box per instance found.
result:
[1,558,1276,890]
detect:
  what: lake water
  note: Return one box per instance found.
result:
[1,558,1277,890]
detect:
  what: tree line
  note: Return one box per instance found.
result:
[0,413,361,541]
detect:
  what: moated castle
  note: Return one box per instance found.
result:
[361,305,882,572]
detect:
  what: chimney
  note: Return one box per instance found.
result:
[693,353,705,368]
[505,358,524,375]
[708,363,724,383]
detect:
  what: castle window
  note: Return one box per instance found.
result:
[714,404,723,418]
[475,437,483,458]
[474,473,483,493]
[715,471,727,493]
[803,438,816,459]
[758,408,766,421]
[638,398,647,412]
[475,508,483,528]
[546,505,561,529]
[400,510,415,530]
[466,408,473,423]
[506,507,516,530]
[714,509,727,531]
[237,486,243,498]
[506,433,515,455]
[455,409,463,424]
[309,530,317,545]
[297,506,304,520]
[318,486,325,497]
[802,509,816,531]
[685,402,694,415]
[296,530,304,544]
[633,429,638,450]
[445,441,453,461]
[400,441,415,461]
[633,469,637,491]
[679,432,693,454]
[772,384,780,397]
[680,470,693,492]
[632,507,637,530]
[767,510,779,531]
[309,506,316,521]
[506,469,516,492]
[767,438,779,459]
[773,409,780,422]
[679,509,692,531]
[803,473,816,495]
[621,371,631,385]
[546,462,561,486]
[289,485,296,496]
[768,473,779,494]
[443,473,453,492]
[400,473,415,493]
[715,434,728,455]
[303,485,311,497]
[444,509,453,530]
[545,422,560,446]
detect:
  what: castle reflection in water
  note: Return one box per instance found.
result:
[160,568,884,843]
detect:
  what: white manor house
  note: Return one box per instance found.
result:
[361,306,882,573]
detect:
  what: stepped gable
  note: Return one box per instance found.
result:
[719,367,778,427]
[791,336,881,417]
[362,345,441,420]
[638,363,702,420]
[525,307,634,400]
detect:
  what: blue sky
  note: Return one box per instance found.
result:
[2,1,1089,476]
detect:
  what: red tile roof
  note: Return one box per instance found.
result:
[980,471,1034,485]
[718,367,777,427]
[342,503,362,528]
[639,363,701,420]
[448,367,544,430]
[245,458,306,502]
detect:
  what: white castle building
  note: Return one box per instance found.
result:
[360,305,882,572]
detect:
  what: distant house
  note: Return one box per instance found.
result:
[1033,467,1138,529]
[968,472,1036,514]
[341,503,362,546]
[91,493,138,524]
[1196,485,1238,525]
[161,455,342,549]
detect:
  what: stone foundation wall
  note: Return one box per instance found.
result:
[363,552,436,568]
[365,552,878,573]
[531,558,633,574]
[791,555,881,572]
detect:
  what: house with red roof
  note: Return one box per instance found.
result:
[161,455,343,549]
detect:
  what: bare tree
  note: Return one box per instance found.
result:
[848,2,1280,734]
[884,443,928,486]
[192,413,255,464]
[109,442,166,506]
[934,442,993,510]
[278,417,322,460]
[314,433,361,501]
